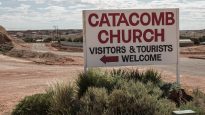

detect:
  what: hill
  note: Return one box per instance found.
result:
[0,25,13,53]
[180,29,205,38]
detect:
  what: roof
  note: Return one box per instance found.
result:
[179,39,193,43]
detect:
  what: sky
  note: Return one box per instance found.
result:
[0,0,204,30]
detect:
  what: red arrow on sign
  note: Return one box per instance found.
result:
[100,55,119,64]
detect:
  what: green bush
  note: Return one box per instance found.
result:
[77,80,175,115]
[126,69,144,82]
[76,69,118,98]
[142,69,162,84]
[199,36,205,42]
[23,37,35,43]
[44,37,52,42]
[12,69,205,115]
[180,102,204,115]
[180,36,194,40]
[73,36,83,42]
[145,82,163,97]
[67,38,72,42]
[180,89,205,114]
[59,37,66,41]
[79,87,108,115]
[48,83,79,115]
[160,82,180,98]
[106,89,136,115]
[111,69,162,85]
[0,43,13,53]
[12,93,51,115]
[110,69,128,78]
[76,69,102,98]
[106,81,176,115]
[192,89,205,104]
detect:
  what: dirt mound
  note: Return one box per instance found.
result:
[181,45,205,53]
[51,43,83,52]
[180,45,205,59]
[7,49,59,59]
[0,25,13,53]
[6,49,83,65]
[0,25,12,43]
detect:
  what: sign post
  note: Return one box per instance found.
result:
[176,8,180,85]
[83,8,180,84]
[83,11,88,72]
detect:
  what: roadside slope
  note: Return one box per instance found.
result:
[0,25,13,53]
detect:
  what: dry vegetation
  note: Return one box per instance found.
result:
[11,69,205,115]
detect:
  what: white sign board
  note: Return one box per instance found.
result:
[83,9,179,68]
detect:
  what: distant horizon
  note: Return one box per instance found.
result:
[6,28,82,31]
[6,28,205,31]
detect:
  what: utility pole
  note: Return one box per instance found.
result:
[53,25,58,41]
[56,26,58,40]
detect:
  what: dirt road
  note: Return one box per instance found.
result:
[32,43,205,77]
[31,43,83,57]
[144,57,205,77]
[33,43,205,76]
[0,54,83,114]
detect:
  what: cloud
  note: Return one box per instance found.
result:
[0,0,205,30]
[17,0,50,4]
[52,0,67,2]
[80,0,138,9]
[38,6,69,21]
[81,0,101,4]
[17,0,73,4]
[34,0,47,4]
[0,2,1,5]
[17,0,28,1]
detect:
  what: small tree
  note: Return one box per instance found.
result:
[23,37,34,43]
[44,37,52,42]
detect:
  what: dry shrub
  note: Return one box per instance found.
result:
[78,87,108,115]
[48,83,79,115]
[12,93,51,115]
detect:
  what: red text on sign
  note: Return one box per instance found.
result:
[98,29,165,44]
[88,12,175,27]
